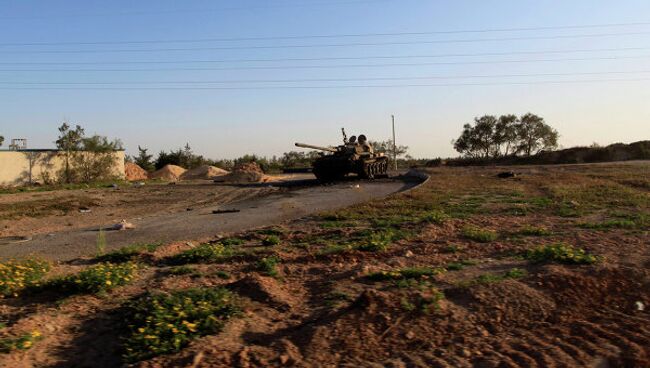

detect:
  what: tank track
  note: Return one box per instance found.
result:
[359,159,389,179]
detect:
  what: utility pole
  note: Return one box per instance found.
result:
[391,115,397,170]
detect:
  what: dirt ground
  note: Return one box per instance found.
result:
[0,162,648,367]
[0,180,280,237]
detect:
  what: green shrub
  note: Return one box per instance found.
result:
[167,266,199,276]
[420,210,449,225]
[579,219,637,230]
[446,260,477,271]
[220,238,244,246]
[257,228,284,236]
[168,244,233,264]
[519,225,552,236]
[0,259,50,298]
[367,266,444,281]
[0,330,42,352]
[121,288,239,362]
[96,243,162,263]
[356,229,406,252]
[460,268,527,287]
[44,262,138,295]
[261,235,281,246]
[525,243,598,264]
[256,256,280,278]
[462,226,498,243]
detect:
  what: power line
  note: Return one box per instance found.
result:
[2,31,650,54]
[0,78,648,90]
[1,55,648,72]
[1,21,650,46]
[0,0,395,20]
[2,70,649,85]
[0,46,647,65]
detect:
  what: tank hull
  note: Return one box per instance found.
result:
[312,154,389,182]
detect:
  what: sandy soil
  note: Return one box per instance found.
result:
[0,180,279,237]
[0,162,648,367]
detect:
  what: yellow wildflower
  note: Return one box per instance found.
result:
[31,330,41,338]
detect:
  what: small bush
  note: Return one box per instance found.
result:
[462,226,498,243]
[460,268,527,287]
[96,243,162,263]
[420,210,449,225]
[525,243,598,264]
[367,267,444,281]
[261,235,281,246]
[446,259,477,271]
[0,259,50,298]
[324,291,352,307]
[400,289,445,313]
[256,256,280,278]
[121,288,239,362]
[167,266,199,276]
[257,228,284,236]
[220,238,244,246]
[519,225,552,236]
[0,330,42,352]
[357,229,406,252]
[579,219,637,230]
[168,244,233,264]
[43,262,138,295]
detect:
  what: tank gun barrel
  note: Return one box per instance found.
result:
[294,142,338,153]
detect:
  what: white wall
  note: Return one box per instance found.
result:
[0,150,125,186]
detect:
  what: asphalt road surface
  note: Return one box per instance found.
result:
[0,177,420,261]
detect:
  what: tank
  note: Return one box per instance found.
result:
[294,130,389,182]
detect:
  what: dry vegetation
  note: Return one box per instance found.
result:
[0,162,649,367]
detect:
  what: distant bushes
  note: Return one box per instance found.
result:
[432,140,650,167]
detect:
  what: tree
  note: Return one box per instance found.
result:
[134,146,155,172]
[72,135,124,183]
[453,115,498,159]
[370,139,409,159]
[494,114,518,156]
[55,122,85,183]
[453,113,559,158]
[0,135,4,147]
[515,113,559,155]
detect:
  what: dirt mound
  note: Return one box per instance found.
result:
[219,162,266,183]
[447,279,556,329]
[180,165,229,180]
[149,165,186,181]
[228,275,296,311]
[124,162,148,181]
[287,289,473,366]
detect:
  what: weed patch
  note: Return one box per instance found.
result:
[420,210,450,225]
[40,262,139,295]
[261,235,281,246]
[367,266,444,281]
[446,259,477,271]
[121,288,239,362]
[95,242,162,263]
[462,226,498,243]
[518,225,552,236]
[0,330,42,353]
[167,244,233,265]
[525,243,599,264]
[459,268,527,287]
[256,256,280,278]
[578,219,637,230]
[0,258,50,298]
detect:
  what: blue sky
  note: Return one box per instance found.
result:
[1,0,649,159]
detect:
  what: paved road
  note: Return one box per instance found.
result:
[0,177,420,261]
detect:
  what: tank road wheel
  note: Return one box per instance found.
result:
[363,163,375,180]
